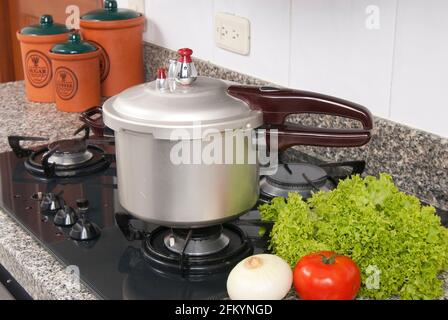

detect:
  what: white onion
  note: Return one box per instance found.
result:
[226,254,292,300]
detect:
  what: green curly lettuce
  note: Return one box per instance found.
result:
[259,174,448,299]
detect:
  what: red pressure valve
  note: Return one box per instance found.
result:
[177,48,193,63]
[157,67,167,79]
[156,67,168,91]
[174,47,197,85]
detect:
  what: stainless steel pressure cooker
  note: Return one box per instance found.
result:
[103,76,373,227]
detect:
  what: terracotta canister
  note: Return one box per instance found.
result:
[48,33,101,112]
[16,15,70,102]
[80,0,144,97]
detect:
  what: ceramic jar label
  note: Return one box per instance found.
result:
[25,51,52,88]
[55,67,78,100]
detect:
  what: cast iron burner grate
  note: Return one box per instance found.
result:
[142,224,253,277]
[8,125,112,178]
[163,225,230,257]
[260,160,365,201]
[25,145,109,178]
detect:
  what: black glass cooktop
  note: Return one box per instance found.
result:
[0,149,446,300]
[0,150,267,300]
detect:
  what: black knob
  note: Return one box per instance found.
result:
[69,219,101,241]
[40,193,62,214]
[54,205,77,227]
[70,198,100,241]
[76,198,89,210]
[53,205,76,227]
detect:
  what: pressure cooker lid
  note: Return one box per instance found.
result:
[103,77,263,139]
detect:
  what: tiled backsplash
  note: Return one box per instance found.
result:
[120,0,448,137]
[143,42,448,210]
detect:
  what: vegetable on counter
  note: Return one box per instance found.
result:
[293,251,361,300]
[226,254,292,300]
[259,174,448,300]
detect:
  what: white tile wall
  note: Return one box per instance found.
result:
[213,0,291,86]
[116,0,448,137]
[289,0,397,118]
[389,0,448,138]
[144,0,214,61]
[117,0,129,9]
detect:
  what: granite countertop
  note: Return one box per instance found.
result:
[0,81,97,299]
[0,81,447,300]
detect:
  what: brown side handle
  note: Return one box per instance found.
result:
[266,125,372,150]
[228,86,373,150]
[79,107,105,137]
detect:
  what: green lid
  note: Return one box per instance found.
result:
[81,0,141,21]
[20,15,70,35]
[51,33,98,54]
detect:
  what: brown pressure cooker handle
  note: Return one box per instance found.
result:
[79,107,105,137]
[227,86,373,151]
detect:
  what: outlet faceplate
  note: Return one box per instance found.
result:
[215,12,250,55]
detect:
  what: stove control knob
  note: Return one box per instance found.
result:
[40,193,62,214]
[70,198,101,241]
[69,219,101,241]
[54,205,77,227]
[76,199,89,211]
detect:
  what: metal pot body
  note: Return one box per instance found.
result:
[114,129,259,227]
[104,77,373,228]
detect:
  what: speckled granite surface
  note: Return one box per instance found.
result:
[144,42,448,211]
[0,43,446,300]
[143,43,269,86]
[0,81,98,300]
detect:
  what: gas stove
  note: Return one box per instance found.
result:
[8,126,113,179]
[259,160,365,202]
[0,135,446,299]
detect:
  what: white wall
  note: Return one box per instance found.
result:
[389,0,448,138]
[117,0,448,138]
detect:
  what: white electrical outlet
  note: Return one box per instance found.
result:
[128,0,145,14]
[215,12,250,55]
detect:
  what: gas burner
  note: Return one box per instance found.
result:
[260,163,335,200]
[142,224,253,277]
[164,225,230,257]
[25,145,109,178]
[8,126,112,178]
[47,139,93,166]
[260,161,366,201]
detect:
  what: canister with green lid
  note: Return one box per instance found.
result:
[48,33,101,112]
[16,15,70,102]
[80,0,145,97]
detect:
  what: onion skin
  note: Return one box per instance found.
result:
[227,254,293,300]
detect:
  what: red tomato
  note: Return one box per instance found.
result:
[293,251,361,300]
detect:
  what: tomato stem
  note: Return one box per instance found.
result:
[321,253,337,265]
